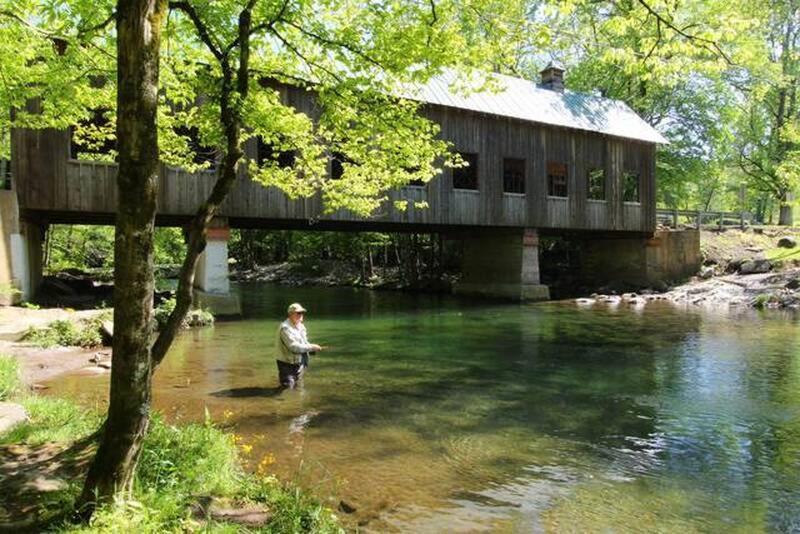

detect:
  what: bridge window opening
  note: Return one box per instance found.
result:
[623,171,640,203]
[256,137,296,169]
[402,166,425,188]
[330,152,351,180]
[453,152,478,190]
[547,161,568,197]
[587,168,605,200]
[174,125,218,169]
[69,109,117,161]
[503,158,525,194]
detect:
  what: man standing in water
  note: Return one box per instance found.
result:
[276,303,323,387]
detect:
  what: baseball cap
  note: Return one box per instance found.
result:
[287,303,307,314]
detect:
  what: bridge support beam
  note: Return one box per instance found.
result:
[1,191,44,305]
[455,228,550,301]
[192,218,241,315]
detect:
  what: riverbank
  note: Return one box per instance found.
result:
[0,353,343,532]
[578,229,800,310]
[0,307,111,384]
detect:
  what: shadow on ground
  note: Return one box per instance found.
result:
[0,435,95,531]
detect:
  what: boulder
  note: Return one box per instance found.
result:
[786,278,800,290]
[0,402,28,434]
[699,266,715,279]
[739,259,772,274]
[778,236,797,249]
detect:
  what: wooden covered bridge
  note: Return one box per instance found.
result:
[2,65,694,307]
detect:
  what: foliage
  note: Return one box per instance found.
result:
[154,298,214,329]
[0,384,341,532]
[0,354,21,401]
[153,298,176,330]
[45,225,186,274]
[517,0,797,222]
[231,228,459,285]
[22,316,108,348]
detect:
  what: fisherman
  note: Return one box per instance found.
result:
[276,302,323,387]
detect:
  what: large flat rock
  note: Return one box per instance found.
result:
[0,402,28,434]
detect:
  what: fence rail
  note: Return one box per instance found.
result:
[656,208,752,230]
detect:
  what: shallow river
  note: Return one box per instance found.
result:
[46,284,800,532]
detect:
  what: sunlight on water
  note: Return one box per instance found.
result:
[45,283,800,532]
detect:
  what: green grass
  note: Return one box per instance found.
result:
[0,355,341,532]
[765,246,800,262]
[0,354,22,401]
[0,395,103,446]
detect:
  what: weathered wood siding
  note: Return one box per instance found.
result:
[13,85,657,233]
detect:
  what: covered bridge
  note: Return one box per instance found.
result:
[2,64,681,305]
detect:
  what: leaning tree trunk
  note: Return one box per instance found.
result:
[78,0,166,515]
[150,3,252,367]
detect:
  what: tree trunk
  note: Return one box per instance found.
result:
[78,0,165,516]
[779,204,794,226]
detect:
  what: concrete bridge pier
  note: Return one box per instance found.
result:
[192,218,241,315]
[1,191,44,305]
[454,228,550,301]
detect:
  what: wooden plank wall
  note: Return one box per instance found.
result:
[13,85,658,234]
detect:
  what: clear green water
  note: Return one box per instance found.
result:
[46,284,800,532]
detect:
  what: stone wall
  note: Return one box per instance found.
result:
[578,229,700,288]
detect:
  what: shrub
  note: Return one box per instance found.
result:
[153,298,176,329]
[22,317,106,348]
[154,298,214,329]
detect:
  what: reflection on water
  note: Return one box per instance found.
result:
[46,283,800,532]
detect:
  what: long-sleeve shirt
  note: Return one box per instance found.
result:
[276,319,315,364]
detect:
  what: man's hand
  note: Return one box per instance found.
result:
[311,344,323,352]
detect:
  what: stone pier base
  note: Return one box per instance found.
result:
[193,218,241,315]
[455,228,550,301]
[578,229,701,288]
[1,191,43,304]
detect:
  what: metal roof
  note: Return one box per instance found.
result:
[404,70,668,145]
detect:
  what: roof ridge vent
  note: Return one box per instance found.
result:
[539,61,565,93]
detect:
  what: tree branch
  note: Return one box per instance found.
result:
[281,19,385,69]
[635,0,734,65]
[168,1,224,61]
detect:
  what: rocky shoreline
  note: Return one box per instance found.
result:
[578,268,800,310]
[579,229,800,311]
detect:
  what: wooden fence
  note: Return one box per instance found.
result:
[656,208,752,230]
